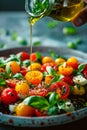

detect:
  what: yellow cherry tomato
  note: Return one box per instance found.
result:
[15,102,35,117]
[29,62,41,71]
[42,56,54,64]
[44,75,53,85]
[58,65,73,76]
[25,70,43,85]
[72,85,85,95]
[15,80,30,98]
[55,58,66,65]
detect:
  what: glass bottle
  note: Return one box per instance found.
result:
[25,0,84,25]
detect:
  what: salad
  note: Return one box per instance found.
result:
[0,50,87,117]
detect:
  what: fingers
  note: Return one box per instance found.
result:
[72,6,87,26]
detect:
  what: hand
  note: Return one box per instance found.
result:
[72,1,87,26]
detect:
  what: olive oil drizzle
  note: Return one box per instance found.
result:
[29,23,33,64]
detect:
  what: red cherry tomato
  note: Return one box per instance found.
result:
[29,87,48,97]
[6,79,19,88]
[1,88,18,104]
[82,64,87,79]
[35,109,48,117]
[41,63,57,72]
[17,51,30,61]
[20,66,28,76]
[62,76,74,86]
[48,82,70,99]
[30,53,37,62]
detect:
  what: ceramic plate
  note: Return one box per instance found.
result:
[0,46,87,127]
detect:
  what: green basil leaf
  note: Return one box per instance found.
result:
[6,64,11,75]
[23,96,50,110]
[49,92,58,106]
[78,64,85,73]
[48,106,58,115]
[51,75,64,84]
[13,73,23,80]
[36,52,42,60]
[0,78,6,86]
[0,58,5,67]
[46,66,57,76]
[33,41,41,46]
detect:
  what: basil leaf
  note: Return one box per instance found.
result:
[0,58,5,67]
[46,66,57,76]
[0,72,9,79]
[13,73,23,80]
[48,106,58,115]
[0,78,6,86]
[49,92,58,106]
[78,64,85,73]
[33,41,41,46]
[51,75,64,84]
[6,64,11,75]
[36,52,42,60]
[23,96,50,110]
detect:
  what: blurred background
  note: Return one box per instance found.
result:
[0,0,87,53]
[0,0,25,11]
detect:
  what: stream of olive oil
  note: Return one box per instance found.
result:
[28,15,44,64]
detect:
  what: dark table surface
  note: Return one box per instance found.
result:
[0,12,87,130]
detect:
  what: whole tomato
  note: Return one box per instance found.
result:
[1,88,18,105]
[17,51,30,61]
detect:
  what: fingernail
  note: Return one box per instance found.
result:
[74,18,83,26]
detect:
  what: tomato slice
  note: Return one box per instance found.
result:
[17,51,30,61]
[48,82,70,99]
[62,76,74,86]
[20,66,28,76]
[41,63,57,72]
[29,87,48,97]
[6,79,19,88]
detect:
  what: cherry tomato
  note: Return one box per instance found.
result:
[66,57,79,69]
[6,79,19,88]
[42,56,54,64]
[62,76,74,86]
[58,65,73,76]
[41,63,57,72]
[82,64,87,79]
[29,87,48,97]
[30,53,37,62]
[20,66,28,76]
[15,102,35,117]
[25,70,43,85]
[48,82,70,99]
[1,88,18,105]
[6,61,20,74]
[17,51,30,61]
[35,109,48,117]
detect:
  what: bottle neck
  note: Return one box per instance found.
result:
[25,0,55,17]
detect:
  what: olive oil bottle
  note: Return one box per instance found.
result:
[25,0,84,62]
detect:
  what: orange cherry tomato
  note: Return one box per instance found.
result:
[25,70,43,85]
[58,65,73,76]
[66,57,79,69]
[6,61,20,74]
[15,102,35,117]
